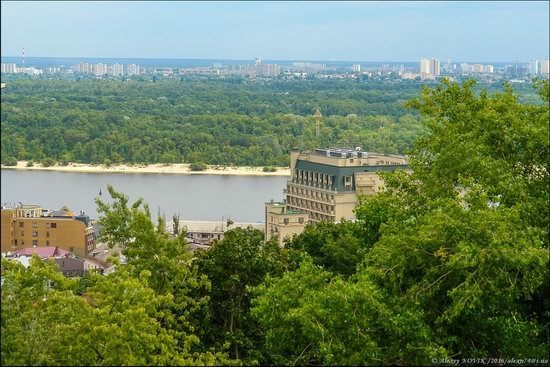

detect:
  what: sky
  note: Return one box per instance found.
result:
[1,1,548,62]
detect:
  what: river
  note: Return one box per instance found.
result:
[1,170,288,223]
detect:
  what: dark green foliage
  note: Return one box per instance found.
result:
[25,160,34,167]
[40,157,56,167]
[194,229,285,364]
[252,79,549,365]
[1,79,429,166]
[2,156,17,166]
[285,220,366,277]
[2,79,547,366]
[189,162,207,171]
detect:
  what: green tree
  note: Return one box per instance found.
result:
[194,228,285,363]
[1,257,227,366]
[353,79,550,360]
[2,156,18,166]
[94,186,228,361]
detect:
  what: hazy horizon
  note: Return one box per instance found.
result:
[1,1,549,62]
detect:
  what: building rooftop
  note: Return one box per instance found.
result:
[167,220,264,234]
[266,201,285,207]
[12,246,72,258]
[311,147,407,160]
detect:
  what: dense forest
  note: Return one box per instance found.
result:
[2,80,548,365]
[0,78,543,166]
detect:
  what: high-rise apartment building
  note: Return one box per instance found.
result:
[473,64,484,73]
[529,60,539,75]
[92,63,107,76]
[433,59,440,76]
[541,60,549,75]
[265,148,409,245]
[420,58,440,77]
[126,63,141,76]
[420,58,431,74]
[1,63,17,74]
[352,64,361,72]
[483,65,494,73]
[111,63,124,76]
[77,62,93,74]
[1,204,95,257]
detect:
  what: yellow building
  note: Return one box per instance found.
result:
[265,147,409,245]
[264,201,309,246]
[1,204,95,257]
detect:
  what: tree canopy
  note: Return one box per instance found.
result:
[2,79,548,365]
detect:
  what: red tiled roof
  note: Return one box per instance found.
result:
[13,247,72,258]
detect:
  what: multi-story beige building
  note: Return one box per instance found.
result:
[1,204,95,257]
[265,148,409,245]
[265,201,309,246]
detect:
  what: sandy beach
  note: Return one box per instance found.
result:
[1,161,291,176]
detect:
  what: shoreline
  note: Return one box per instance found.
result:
[1,161,291,176]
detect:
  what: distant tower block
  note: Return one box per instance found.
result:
[314,107,322,139]
[22,48,25,66]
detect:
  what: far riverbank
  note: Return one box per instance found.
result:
[1,161,290,176]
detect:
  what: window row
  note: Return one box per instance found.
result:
[287,197,335,214]
[294,170,333,187]
[287,186,334,201]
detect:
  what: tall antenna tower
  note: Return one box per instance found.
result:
[313,107,322,140]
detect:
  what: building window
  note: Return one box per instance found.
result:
[299,217,304,224]
[20,231,24,236]
[46,232,50,237]
[14,239,17,246]
[46,241,50,246]
[46,223,50,228]
[283,218,289,225]
[32,222,38,228]
[50,223,57,228]
[21,240,25,246]
[32,231,38,237]
[19,222,24,228]
[32,240,38,246]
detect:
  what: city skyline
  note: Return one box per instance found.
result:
[1,1,549,62]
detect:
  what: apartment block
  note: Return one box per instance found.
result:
[1,204,95,257]
[265,148,409,245]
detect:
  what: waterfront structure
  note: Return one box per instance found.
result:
[1,204,95,257]
[265,147,408,244]
[166,219,264,246]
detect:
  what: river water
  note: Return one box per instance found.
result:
[1,170,287,223]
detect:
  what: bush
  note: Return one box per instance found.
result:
[3,157,18,166]
[103,159,112,168]
[59,159,69,166]
[26,161,34,167]
[41,158,56,167]
[189,162,207,171]
[263,166,277,172]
